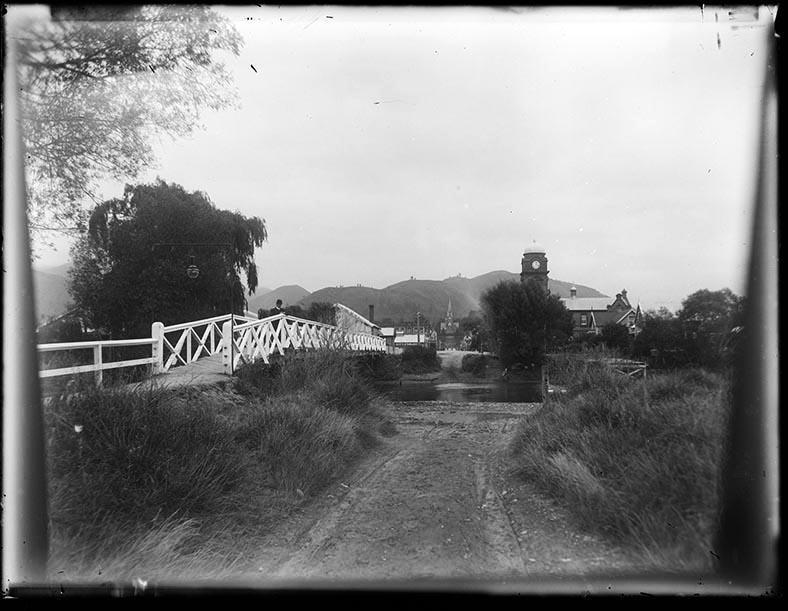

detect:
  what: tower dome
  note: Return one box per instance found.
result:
[523,240,546,255]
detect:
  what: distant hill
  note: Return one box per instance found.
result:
[247,285,311,313]
[29,260,608,328]
[299,271,607,324]
[245,285,272,301]
[32,268,73,324]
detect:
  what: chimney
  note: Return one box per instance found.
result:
[368,304,374,323]
[621,289,628,304]
[570,286,577,299]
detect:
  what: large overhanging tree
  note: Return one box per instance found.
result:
[14,5,242,240]
[69,180,267,338]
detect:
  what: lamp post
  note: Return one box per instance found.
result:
[416,311,421,346]
[186,254,199,319]
[151,242,234,317]
[151,242,236,372]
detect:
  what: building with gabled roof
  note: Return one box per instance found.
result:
[561,287,642,336]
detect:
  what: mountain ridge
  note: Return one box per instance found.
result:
[31,264,608,325]
[247,285,310,313]
[298,271,606,323]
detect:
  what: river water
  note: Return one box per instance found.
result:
[375,380,543,403]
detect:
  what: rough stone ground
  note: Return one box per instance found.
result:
[235,398,641,588]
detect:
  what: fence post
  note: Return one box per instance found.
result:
[222,319,233,375]
[151,322,164,375]
[93,344,103,386]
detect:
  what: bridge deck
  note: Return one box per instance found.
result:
[143,354,227,389]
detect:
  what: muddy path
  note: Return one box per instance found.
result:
[239,400,637,584]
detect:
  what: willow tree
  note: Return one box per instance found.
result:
[69,181,267,338]
[14,5,242,239]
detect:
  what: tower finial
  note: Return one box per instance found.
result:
[523,240,546,254]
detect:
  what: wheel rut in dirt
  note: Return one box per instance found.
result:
[246,401,637,582]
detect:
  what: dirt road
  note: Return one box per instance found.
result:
[242,399,637,585]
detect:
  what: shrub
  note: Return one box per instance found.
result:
[461,353,488,376]
[509,364,731,571]
[352,352,402,381]
[400,345,440,374]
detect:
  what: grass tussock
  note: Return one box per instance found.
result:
[236,396,361,496]
[46,348,394,581]
[509,362,732,572]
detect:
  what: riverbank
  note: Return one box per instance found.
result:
[44,350,396,582]
[508,362,731,573]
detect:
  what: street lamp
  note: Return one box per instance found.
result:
[152,242,234,316]
[152,241,236,373]
[416,311,421,346]
[186,255,200,280]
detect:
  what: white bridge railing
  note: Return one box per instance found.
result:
[155,313,256,373]
[224,313,387,374]
[37,308,386,383]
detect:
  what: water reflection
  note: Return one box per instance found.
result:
[377,381,543,403]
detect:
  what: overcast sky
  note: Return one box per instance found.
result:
[30,5,774,311]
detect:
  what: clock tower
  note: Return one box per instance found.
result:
[520,241,549,294]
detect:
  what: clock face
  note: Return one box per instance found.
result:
[531,260,541,270]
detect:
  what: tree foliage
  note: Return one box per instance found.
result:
[14,5,242,235]
[632,307,687,366]
[600,322,631,352]
[68,181,266,338]
[305,302,338,326]
[633,290,745,369]
[480,280,573,368]
[677,288,745,368]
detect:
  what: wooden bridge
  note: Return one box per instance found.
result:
[38,309,389,388]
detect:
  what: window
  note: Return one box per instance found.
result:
[580,314,588,326]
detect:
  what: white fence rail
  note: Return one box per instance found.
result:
[38,338,157,385]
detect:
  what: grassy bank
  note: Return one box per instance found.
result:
[44,349,394,581]
[509,355,732,572]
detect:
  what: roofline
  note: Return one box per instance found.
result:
[333,302,380,329]
[615,308,637,325]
